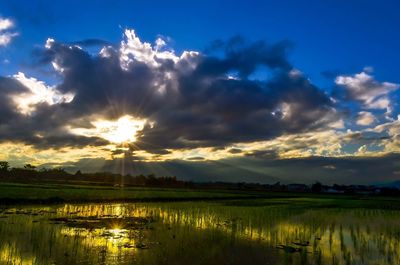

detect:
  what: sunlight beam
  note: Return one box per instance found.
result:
[70,115,147,144]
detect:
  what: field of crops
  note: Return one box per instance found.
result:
[1,183,400,265]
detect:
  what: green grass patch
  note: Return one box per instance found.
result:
[1,182,400,210]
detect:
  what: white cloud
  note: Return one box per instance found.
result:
[289,69,303,77]
[335,71,399,112]
[357,144,368,154]
[365,116,400,153]
[45,38,55,49]
[363,66,374,73]
[119,29,178,69]
[155,37,166,51]
[356,111,375,126]
[11,72,74,115]
[0,17,17,47]
[0,31,18,47]
[0,18,13,31]
[119,29,198,70]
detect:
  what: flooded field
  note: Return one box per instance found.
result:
[0,199,399,265]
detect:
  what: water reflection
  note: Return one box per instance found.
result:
[0,202,399,265]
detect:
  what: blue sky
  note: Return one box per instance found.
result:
[0,0,399,184]
[1,0,399,83]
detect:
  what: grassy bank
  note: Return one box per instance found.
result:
[0,182,266,204]
[1,182,400,209]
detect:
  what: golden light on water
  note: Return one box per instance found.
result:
[59,227,137,255]
[108,228,126,238]
[1,204,400,265]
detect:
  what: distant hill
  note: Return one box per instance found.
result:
[376,180,400,189]
[389,180,400,188]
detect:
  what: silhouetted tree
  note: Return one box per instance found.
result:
[0,161,9,172]
[24,164,36,170]
[311,182,322,193]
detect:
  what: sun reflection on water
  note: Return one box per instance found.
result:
[1,203,400,265]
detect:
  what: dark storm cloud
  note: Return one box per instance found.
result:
[71,39,112,47]
[0,32,339,152]
[200,36,293,78]
[245,150,278,159]
[0,75,109,148]
[228,148,242,154]
[186,156,205,161]
[0,77,25,122]
[0,106,109,149]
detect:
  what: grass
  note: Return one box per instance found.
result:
[224,196,400,210]
[1,182,400,209]
[0,182,265,204]
[1,187,400,264]
[1,200,400,265]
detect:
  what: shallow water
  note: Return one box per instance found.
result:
[0,201,399,265]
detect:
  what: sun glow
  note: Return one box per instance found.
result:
[93,116,146,143]
[70,115,147,144]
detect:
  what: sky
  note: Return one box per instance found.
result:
[0,0,399,184]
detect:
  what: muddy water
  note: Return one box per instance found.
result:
[0,202,399,265]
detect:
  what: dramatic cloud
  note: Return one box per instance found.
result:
[0,29,339,153]
[0,28,399,184]
[11,72,74,115]
[335,71,399,113]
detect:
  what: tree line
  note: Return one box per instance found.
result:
[0,161,399,195]
[0,161,188,187]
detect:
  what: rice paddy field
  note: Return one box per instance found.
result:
[0,183,259,203]
[0,184,400,265]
